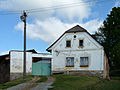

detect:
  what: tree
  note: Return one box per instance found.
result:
[95,7,120,69]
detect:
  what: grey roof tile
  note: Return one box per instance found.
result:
[65,25,87,33]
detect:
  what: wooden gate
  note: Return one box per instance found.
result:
[32,62,51,76]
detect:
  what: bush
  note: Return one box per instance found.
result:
[110,69,120,76]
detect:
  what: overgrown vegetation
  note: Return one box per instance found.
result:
[95,7,120,70]
[0,75,33,89]
[49,75,120,90]
[36,76,47,83]
[110,69,120,76]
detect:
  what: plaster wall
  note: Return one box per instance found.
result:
[10,51,32,80]
[51,32,104,72]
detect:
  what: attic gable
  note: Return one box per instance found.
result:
[46,25,102,52]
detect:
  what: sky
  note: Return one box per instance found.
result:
[0,0,120,55]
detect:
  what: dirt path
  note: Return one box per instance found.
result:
[30,76,55,90]
[7,77,40,90]
[7,76,55,90]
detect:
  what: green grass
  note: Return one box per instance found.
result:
[36,76,48,83]
[50,75,120,90]
[111,76,120,80]
[0,75,33,89]
[97,81,120,90]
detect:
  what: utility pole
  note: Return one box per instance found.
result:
[20,11,27,79]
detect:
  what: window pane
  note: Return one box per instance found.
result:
[66,40,71,47]
[71,57,74,66]
[79,40,83,46]
[80,57,88,66]
[66,57,74,66]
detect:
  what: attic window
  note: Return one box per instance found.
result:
[79,40,83,47]
[66,40,71,47]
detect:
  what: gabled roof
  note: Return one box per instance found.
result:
[46,25,90,52]
[65,25,87,33]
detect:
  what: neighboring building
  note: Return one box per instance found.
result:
[47,25,109,78]
[0,54,10,83]
[0,49,52,83]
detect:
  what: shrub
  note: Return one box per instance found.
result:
[110,69,120,76]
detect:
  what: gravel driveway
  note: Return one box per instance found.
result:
[30,76,55,90]
[7,76,55,90]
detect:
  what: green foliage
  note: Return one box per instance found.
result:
[111,42,120,68]
[95,7,120,69]
[0,75,33,89]
[111,76,120,80]
[36,76,47,83]
[110,69,120,76]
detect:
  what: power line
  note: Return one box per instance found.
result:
[27,0,112,13]
[26,0,91,11]
[0,0,113,15]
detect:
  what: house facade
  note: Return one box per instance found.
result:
[47,25,109,78]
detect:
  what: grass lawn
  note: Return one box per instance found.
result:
[50,75,120,90]
[0,75,34,89]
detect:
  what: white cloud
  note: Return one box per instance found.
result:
[15,17,102,43]
[114,1,120,7]
[80,19,103,34]
[0,0,92,21]
[15,17,76,43]
[1,0,102,44]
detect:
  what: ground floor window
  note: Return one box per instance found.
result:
[80,57,89,67]
[66,57,74,67]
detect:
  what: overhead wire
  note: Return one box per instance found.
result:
[0,0,113,15]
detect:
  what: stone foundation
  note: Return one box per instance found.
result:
[52,70,104,78]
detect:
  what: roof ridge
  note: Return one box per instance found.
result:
[65,25,87,33]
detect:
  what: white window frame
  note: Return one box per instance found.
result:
[66,40,71,48]
[66,57,74,67]
[80,57,89,67]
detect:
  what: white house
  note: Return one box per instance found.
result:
[0,25,109,83]
[47,25,109,78]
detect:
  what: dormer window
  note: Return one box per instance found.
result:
[79,40,83,47]
[66,40,71,47]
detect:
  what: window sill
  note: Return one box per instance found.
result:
[66,66,74,67]
[78,46,84,48]
[65,47,71,48]
[80,65,88,67]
